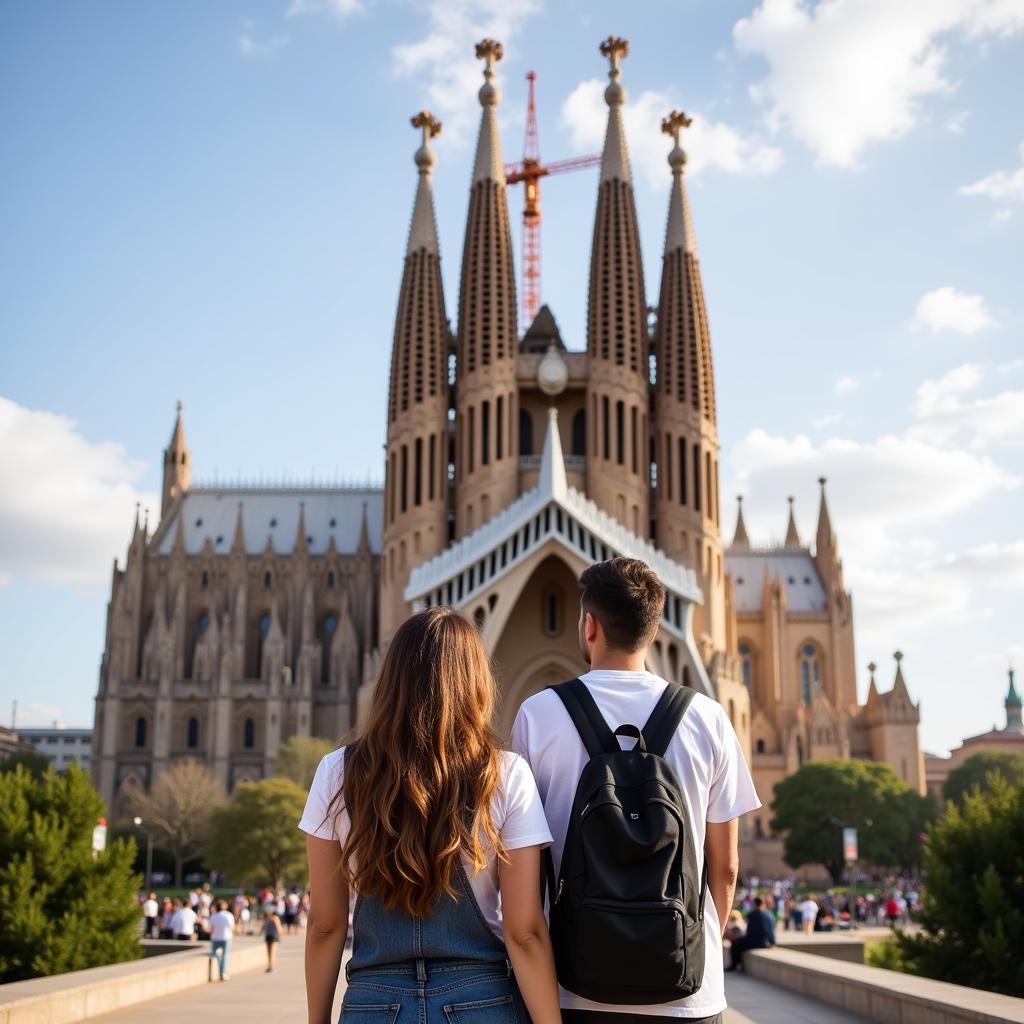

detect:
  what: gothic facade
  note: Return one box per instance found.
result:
[92,36,923,875]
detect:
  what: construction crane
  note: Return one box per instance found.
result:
[505,71,601,328]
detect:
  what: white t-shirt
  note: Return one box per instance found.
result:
[143,899,158,917]
[511,669,761,1020]
[209,910,235,941]
[171,906,197,936]
[800,899,819,921]
[298,747,552,941]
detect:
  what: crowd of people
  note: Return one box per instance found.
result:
[136,883,310,977]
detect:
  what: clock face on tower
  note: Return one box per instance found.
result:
[537,345,568,396]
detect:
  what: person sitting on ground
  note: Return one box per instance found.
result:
[723,909,745,946]
[725,897,776,972]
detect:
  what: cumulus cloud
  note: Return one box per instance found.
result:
[911,363,1024,448]
[391,0,541,144]
[561,80,782,190]
[911,285,998,334]
[733,0,1024,167]
[0,397,158,587]
[726,425,1020,637]
[960,141,1024,203]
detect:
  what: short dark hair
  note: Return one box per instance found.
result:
[579,557,666,652]
[754,896,763,908]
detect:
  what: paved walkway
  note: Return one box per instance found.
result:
[88,933,876,1024]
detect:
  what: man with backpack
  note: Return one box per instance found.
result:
[512,557,760,1022]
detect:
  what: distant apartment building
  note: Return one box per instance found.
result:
[0,725,36,762]
[18,726,92,771]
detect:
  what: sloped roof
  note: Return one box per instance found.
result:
[521,304,566,352]
[725,550,828,613]
[152,488,383,557]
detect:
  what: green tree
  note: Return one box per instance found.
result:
[0,764,142,981]
[943,751,1024,806]
[0,750,52,780]
[890,775,1024,996]
[770,759,933,882]
[271,735,334,789]
[208,777,308,890]
[128,759,225,885]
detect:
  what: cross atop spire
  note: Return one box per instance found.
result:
[662,110,692,164]
[407,111,442,254]
[475,38,503,106]
[661,109,697,254]
[471,39,506,184]
[600,35,629,79]
[597,36,632,183]
[411,110,440,176]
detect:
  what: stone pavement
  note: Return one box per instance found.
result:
[86,935,874,1024]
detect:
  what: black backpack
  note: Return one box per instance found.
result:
[545,677,707,1005]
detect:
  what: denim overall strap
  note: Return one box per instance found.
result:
[348,860,507,978]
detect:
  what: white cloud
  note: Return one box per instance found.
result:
[911,364,1024,448]
[812,413,843,428]
[288,0,363,17]
[390,0,541,145]
[726,425,1020,637]
[911,285,998,335]
[833,375,861,394]
[238,21,289,57]
[733,0,1024,167]
[0,397,158,587]
[960,142,1024,202]
[946,110,970,133]
[561,80,782,190]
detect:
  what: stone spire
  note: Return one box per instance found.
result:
[230,502,246,556]
[452,38,520,541]
[655,111,716,424]
[294,501,309,555]
[587,36,647,378]
[784,496,801,548]
[381,111,454,642]
[815,476,837,557]
[161,400,191,517]
[731,495,750,549]
[458,39,517,377]
[357,501,371,555]
[1007,665,1022,731]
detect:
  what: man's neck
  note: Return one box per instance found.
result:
[589,651,649,673]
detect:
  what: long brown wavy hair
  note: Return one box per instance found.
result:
[328,607,506,916]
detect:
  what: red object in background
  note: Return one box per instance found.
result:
[505,71,601,327]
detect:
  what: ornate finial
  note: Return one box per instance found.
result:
[894,650,903,663]
[868,662,877,675]
[788,495,795,506]
[600,36,629,106]
[475,38,503,106]
[819,476,827,489]
[600,35,629,72]
[411,110,440,174]
[176,399,183,414]
[662,109,692,173]
[736,494,743,505]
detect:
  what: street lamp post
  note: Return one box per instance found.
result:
[828,816,872,931]
[133,816,154,891]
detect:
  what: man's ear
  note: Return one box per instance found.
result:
[584,610,600,644]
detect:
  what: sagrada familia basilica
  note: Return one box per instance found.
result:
[92,37,923,874]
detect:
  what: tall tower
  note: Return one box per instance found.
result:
[161,400,190,517]
[584,37,650,536]
[381,112,451,642]
[653,111,724,653]
[454,39,519,538]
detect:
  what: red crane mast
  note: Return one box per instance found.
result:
[505,71,601,328]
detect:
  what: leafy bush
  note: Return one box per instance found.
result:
[0,764,141,981]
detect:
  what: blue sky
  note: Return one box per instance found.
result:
[1,0,1021,755]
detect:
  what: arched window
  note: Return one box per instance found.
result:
[473,607,486,631]
[739,641,754,688]
[259,613,272,635]
[756,738,765,754]
[571,410,586,456]
[519,409,534,456]
[197,612,210,637]
[134,717,147,749]
[327,570,336,588]
[320,614,338,685]
[243,718,255,749]
[186,717,199,749]
[263,571,272,589]
[799,643,822,705]
[541,585,562,637]
[201,570,209,588]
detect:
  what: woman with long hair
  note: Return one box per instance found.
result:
[300,607,560,1024]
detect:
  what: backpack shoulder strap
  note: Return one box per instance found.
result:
[641,681,697,757]
[548,678,619,758]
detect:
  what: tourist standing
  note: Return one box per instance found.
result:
[208,899,234,981]
[142,892,159,938]
[158,897,175,939]
[300,608,560,1024]
[800,895,820,935]
[512,558,761,1023]
[263,908,283,973]
[170,898,197,941]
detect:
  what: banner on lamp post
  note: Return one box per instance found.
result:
[843,826,858,863]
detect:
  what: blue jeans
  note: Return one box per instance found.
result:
[210,939,230,978]
[342,960,525,1024]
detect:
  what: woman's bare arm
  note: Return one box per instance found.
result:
[498,846,561,1024]
[304,836,349,1024]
